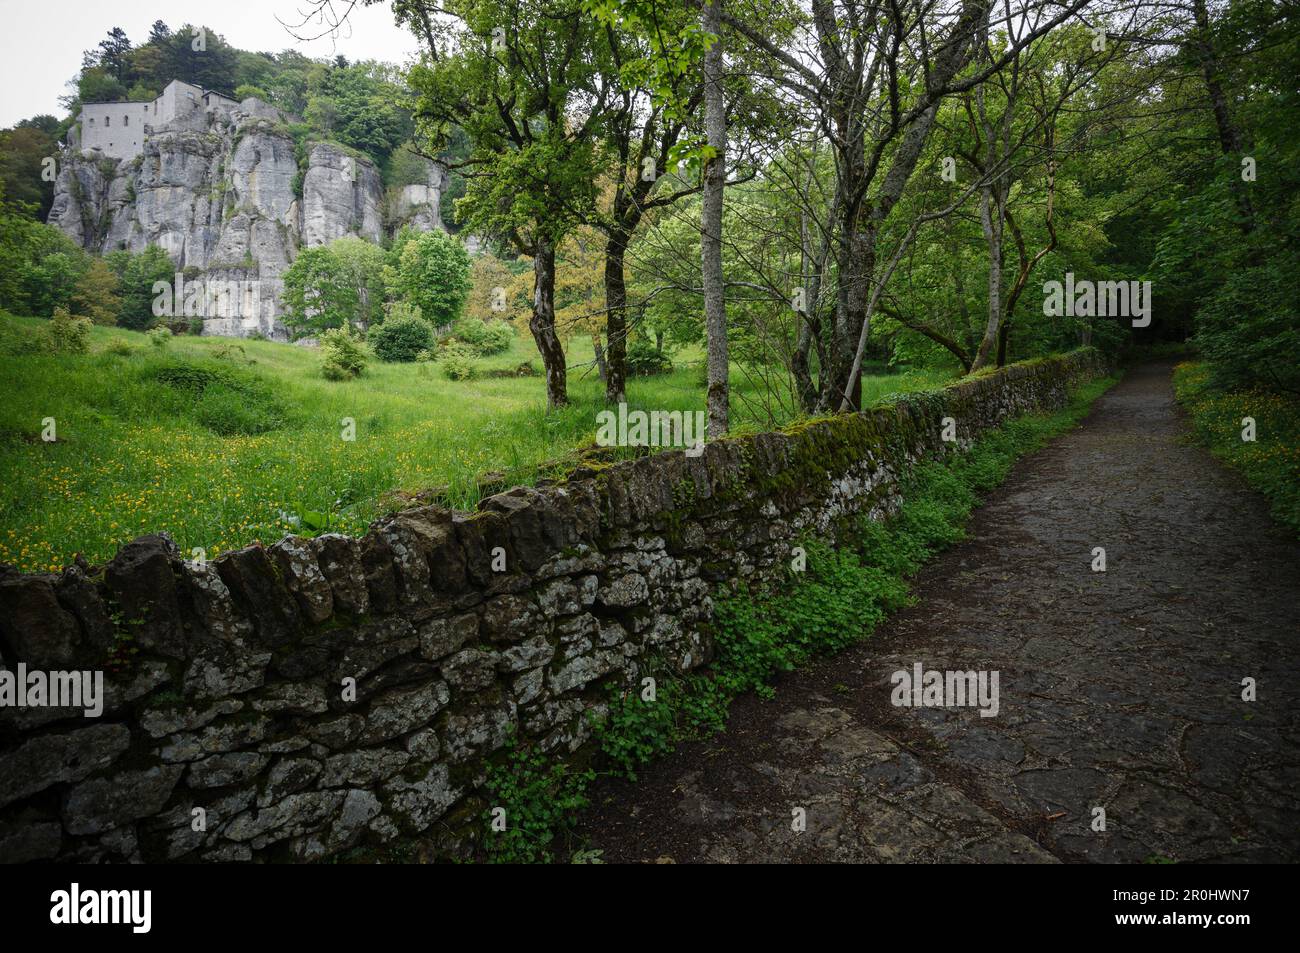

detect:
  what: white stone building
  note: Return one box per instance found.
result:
[76,80,239,160]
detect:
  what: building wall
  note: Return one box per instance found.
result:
[78,102,151,161]
[78,81,224,161]
[157,80,205,126]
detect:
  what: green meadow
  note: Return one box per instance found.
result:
[0,314,949,573]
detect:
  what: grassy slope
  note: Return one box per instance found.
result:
[0,315,950,572]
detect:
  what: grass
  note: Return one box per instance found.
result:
[1173,361,1300,536]
[0,314,950,572]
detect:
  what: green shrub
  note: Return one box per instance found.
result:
[47,308,91,354]
[193,386,284,436]
[146,359,286,435]
[454,317,513,356]
[369,314,433,362]
[103,338,137,357]
[481,737,593,864]
[149,361,230,394]
[440,342,476,380]
[391,229,471,326]
[211,342,251,364]
[627,336,673,376]
[147,326,171,348]
[1175,362,1300,535]
[319,328,369,380]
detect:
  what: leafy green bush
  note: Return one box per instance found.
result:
[627,336,673,376]
[391,229,471,326]
[1192,253,1300,393]
[146,359,286,435]
[193,386,285,436]
[47,308,91,354]
[282,239,387,335]
[147,326,171,348]
[481,737,593,864]
[369,313,433,362]
[319,328,369,380]
[103,337,137,357]
[453,317,513,356]
[439,342,476,380]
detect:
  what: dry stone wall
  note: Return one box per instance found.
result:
[0,351,1106,863]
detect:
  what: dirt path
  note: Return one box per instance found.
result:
[573,362,1300,863]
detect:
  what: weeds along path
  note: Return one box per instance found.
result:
[574,362,1300,863]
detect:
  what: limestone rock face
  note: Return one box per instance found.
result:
[301,143,384,248]
[47,99,446,340]
[390,160,448,234]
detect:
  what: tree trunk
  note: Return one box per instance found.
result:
[820,213,869,412]
[530,239,568,409]
[1191,0,1254,231]
[701,0,728,438]
[792,162,827,411]
[791,316,820,410]
[971,182,1004,371]
[603,231,629,404]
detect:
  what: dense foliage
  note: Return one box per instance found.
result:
[388,228,472,327]
[281,240,387,335]
[368,312,435,362]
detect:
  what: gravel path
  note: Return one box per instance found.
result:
[574,362,1300,863]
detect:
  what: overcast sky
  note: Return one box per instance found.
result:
[0,0,421,127]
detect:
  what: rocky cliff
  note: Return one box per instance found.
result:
[48,98,446,340]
